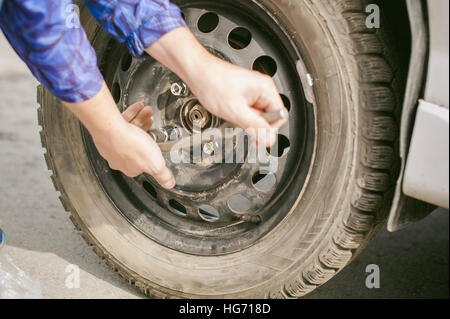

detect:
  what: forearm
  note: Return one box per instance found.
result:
[63,82,125,137]
[145,27,214,93]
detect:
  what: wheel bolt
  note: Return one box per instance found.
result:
[165,126,181,141]
[150,126,180,143]
[171,82,188,97]
[203,141,220,155]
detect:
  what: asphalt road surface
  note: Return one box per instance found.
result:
[0,34,448,299]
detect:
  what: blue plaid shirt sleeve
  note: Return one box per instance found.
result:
[85,0,186,58]
[0,0,186,103]
[0,0,103,103]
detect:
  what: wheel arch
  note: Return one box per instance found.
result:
[385,0,445,232]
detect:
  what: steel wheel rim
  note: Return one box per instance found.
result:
[83,0,316,255]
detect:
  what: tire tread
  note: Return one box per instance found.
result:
[277,0,402,298]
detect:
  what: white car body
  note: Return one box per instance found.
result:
[388,0,449,231]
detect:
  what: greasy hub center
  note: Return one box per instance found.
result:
[181,99,215,133]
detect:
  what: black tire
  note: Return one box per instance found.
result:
[38,0,403,298]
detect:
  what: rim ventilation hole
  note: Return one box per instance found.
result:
[228,194,251,214]
[121,53,132,72]
[198,12,219,33]
[142,181,157,199]
[198,205,220,222]
[228,27,252,50]
[169,199,187,217]
[280,94,291,112]
[252,171,277,192]
[269,135,291,157]
[253,56,277,77]
[112,82,121,104]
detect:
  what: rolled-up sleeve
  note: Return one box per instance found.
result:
[0,0,103,103]
[85,0,186,58]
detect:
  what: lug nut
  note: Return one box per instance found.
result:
[203,141,220,155]
[150,126,181,143]
[164,126,181,141]
[171,82,188,97]
[150,128,169,143]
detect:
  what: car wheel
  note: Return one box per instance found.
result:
[38,0,403,298]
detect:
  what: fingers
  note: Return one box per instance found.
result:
[254,76,284,111]
[140,117,154,132]
[236,103,277,147]
[141,137,176,189]
[145,155,176,190]
[253,76,288,130]
[122,102,145,122]
[131,106,153,130]
[122,102,154,131]
[151,166,176,190]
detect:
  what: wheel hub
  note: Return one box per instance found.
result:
[181,99,216,132]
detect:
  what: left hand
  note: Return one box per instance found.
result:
[64,84,175,189]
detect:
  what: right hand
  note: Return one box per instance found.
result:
[91,102,176,189]
[188,56,286,147]
[146,28,288,148]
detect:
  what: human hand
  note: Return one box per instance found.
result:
[92,102,176,189]
[63,83,175,189]
[188,56,287,146]
[146,28,287,147]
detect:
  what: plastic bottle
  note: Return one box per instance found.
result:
[0,228,42,299]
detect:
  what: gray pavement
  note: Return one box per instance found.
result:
[0,33,448,299]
